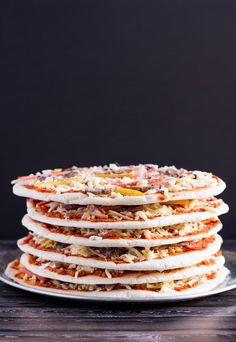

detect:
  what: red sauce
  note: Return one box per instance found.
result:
[184,236,215,251]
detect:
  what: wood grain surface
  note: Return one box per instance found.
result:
[0,241,235,341]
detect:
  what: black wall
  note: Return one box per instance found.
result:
[1,0,236,239]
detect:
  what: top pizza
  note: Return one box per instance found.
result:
[12,164,225,205]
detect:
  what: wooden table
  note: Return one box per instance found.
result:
[0,241,235,341]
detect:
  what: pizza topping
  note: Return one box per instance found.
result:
[114,188,144,196]
[31,197,223,222]
[13,164,221,199]
[21,234,216,263]
[28,218,219,243]
[14,261,217,293]
[95,173,134,179]
[26,252,221,279]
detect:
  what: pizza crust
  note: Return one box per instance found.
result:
[22,214,223,247]
[17,234,222,271]
[20,253,225,285]
[5,262,229,298]
[13,180,226,206]
[26,199,229,229]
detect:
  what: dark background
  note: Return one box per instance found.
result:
[1,0,235,239]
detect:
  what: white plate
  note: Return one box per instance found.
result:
[0,249,236,302]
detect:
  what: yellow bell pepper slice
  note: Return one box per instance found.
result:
[34,176,82,188]
[40,239,53,248]
[95,173,134,178]
[162,200,191,206]
[115,188,144,196]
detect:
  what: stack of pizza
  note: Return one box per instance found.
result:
[6,164,229,298]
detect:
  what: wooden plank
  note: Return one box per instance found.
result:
[0,302,236,318]
[1,331,236,340]
[1,317,236,331]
